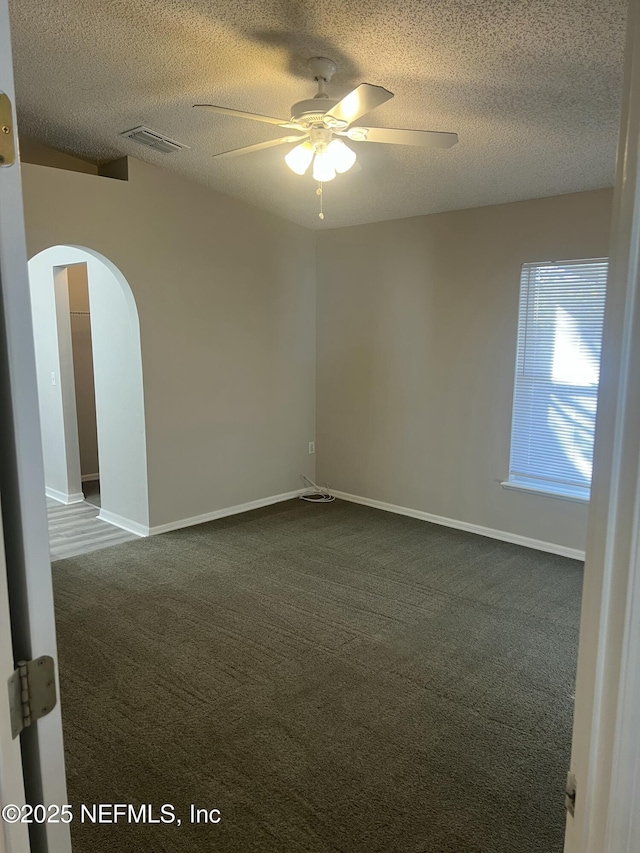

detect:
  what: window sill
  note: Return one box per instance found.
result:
[500,481,590,505]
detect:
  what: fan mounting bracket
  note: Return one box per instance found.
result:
[308,57,337,83]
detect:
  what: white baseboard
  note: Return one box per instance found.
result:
[98,489,305,538]
[46,486,85,505]
[98,509,148,537]
[81,473,99,483]
[148,488,306,536]
[330,490,586,561]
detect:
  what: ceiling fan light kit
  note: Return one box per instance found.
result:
[284,140,314,175]
[194,57,458,220]
[327,139,357,173]
[286,128,358,182]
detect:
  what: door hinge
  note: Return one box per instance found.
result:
[8,656,57,739]
[0,93,16,167]
[565,770,577,817]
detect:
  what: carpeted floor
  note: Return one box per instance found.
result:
[51,498,583,853]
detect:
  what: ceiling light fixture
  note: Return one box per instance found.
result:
[285,127,357,183]
[195,56,458,221]
[283,126,358,219]
[311,149,337,182]
[326,139,357,173]
[284,140,314,175]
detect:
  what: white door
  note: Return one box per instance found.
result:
[0,496,30,853]
[0,0,71,851]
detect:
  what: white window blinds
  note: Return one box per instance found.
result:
[508,258,608,501]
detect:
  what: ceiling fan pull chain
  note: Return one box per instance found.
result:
[317,182,324,219]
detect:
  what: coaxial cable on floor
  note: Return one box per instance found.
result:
[299,475,335,502]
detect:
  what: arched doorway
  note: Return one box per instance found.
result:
[28,245,149,534]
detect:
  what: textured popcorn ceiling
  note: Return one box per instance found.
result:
[9,0,626,230]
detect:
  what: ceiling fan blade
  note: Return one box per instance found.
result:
[194,104,301,130]
[323,84,393,128]
[211,135,307,160]
[342,126,458,148]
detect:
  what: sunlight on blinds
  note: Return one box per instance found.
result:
[508,258,608,500]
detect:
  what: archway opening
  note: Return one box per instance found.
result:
[28,245,149,536]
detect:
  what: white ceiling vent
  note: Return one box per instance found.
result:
[119,126,189,153]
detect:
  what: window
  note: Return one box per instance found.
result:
[506,258,608,501]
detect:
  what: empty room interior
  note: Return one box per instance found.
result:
[5,0,629,851]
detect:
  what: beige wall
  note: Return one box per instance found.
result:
[19,135,99,175]
[316,189,613,552]
[67,263,99,479]
[22,155,611,550]
[22,158,316,528]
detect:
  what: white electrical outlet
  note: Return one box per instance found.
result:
[308,441,315,455]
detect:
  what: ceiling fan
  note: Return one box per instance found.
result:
[194,57,458,218]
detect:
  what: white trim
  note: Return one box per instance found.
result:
[564,2,640,850]
[45,486,85,505]
[0,1,71,845]
[148,489,306,536]
[97,508,148,537]
[0,499,30,853]
[501,480,590,504]
[521,257,609,269]
[604,510,640,851]
[331,490,585,561]
[81,473,99,482]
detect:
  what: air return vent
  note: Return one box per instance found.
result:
[119,126,189,153]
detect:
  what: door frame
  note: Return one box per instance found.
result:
[0,0,71,850]
[564,0,640,850]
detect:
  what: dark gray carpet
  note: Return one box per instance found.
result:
[52,499,582,853]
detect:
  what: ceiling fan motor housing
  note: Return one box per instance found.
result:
[290,98,339,128]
